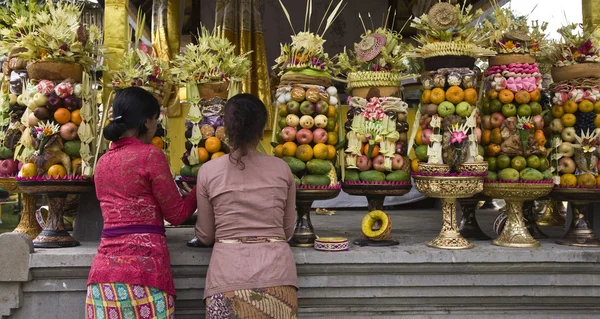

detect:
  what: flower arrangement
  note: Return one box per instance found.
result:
[9,1,102,70]
[170,25,251,85]
[545,23,600,67]
[408,1,495,58]
[31,120,60,155]
[0,0,46,56]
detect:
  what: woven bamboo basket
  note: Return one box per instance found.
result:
[197,81,229,99]
[551,63,600,83]
[348,71,402,98]
[27,61,83,82]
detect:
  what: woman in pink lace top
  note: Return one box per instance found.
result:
[86,87,197,319]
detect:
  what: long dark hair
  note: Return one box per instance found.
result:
[103,87,160,141]
[224,94,267,169]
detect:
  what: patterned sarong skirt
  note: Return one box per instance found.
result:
[205,285,298,319]
[86,283,175,319]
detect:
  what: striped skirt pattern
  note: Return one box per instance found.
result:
[86,283,175,319]
[205,285,298,319]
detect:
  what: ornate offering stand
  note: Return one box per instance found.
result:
[482,182,553,248]
[413,175,484,250]
[0,177,41,240]
[17,180,94,248]
[523,199,548,239]
[536,199,566,227]
[457,194,491,240]
[550,188,600,247]
[288,187,341,247]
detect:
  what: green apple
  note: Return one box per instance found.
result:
[497,154,511,169]
[490,99,503,113]
[517,103,532,117]
[278,118,287,129]
[510,156,527,171]
[487,157,497,171]
[456,101,473,117]
[529,101,542,115]
[526,155,540,169]
[64,140,81,158]
[415,145,429,161]
[437,101,455,117]
[502,103,517,117]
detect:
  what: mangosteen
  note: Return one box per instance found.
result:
[198,138,206,148]
[396,121,409,133]
[352,107,362,116]
[185,140,193,152]
[344,120,352,132]
[155,125,165,137]
[386,111,397,120]
[181,151,191,166]
[396,141,406,156]
[46,93,63,112]
[33,106,50,120]
[347,111,355,120]
[64,96,81,111]
[213,116,224,129]
[184,129,193,139]
[221,143,231,154]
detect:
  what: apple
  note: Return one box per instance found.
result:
[300,101,315,115]
[502,103,517,117]
[474,127,482,143]
[285,114,300,127]
[33,106,50,120]
[27,112,39,127]
[422,103,438,116]
[558,157,576,174]
[481,115,492,129]
[558,142,575,157]
[314,114,328,128]
[299,115,314,129]
[456,101,473,117]
[392,154,405,170]
[60,122,78,141]
[46,94,63,112]
[531,115,544,130]
[529,101,543,115]
[373,155,386,171]
[32,93,47,107]
[356,155,372,171]
[313,128,328,144]
[419,114,432,129]
[296,128,313,144]
[8,94,17,105]
[421,128,433,145]
[561,127,577,142]
[286,101,300,115]
[0,159,19,176]
[438,101,455,117]
[550,118,564,133]
[517,103,531,117]
[64,140,81,158]
[490,112,505,128]
[315,101,329,115]
[281,126,297,142]
[16,94,27,107]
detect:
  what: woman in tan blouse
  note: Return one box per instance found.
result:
[196,94,298,318]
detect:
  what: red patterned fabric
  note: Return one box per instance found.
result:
[88,137,197,296]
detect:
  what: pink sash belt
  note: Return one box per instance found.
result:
[101,225,165,238]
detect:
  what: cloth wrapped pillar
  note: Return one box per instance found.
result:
[102,0,129,104]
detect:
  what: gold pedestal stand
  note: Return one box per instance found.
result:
[0,177,41,240]
[413,175,484,250]
[536,199,566,227]
[550,188,600,247]
[458,195,491,240]
[288,188,341,248]
[482,183,553,248]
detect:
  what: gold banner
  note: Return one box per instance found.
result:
[583,0,600,26]
[102,0,129,105]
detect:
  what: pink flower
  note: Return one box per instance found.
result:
[451,131,468,144]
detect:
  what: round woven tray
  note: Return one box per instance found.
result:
[489,54,536,66]
[280,73,332,87]
[423,56,475,71]
[197,82,229,99]
[551,63,600,83]
[26,61,83,82]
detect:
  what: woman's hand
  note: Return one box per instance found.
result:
[179,182,193,197]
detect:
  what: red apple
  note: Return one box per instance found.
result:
[296,128,314,145]
[558,157,576,174]
[421,128,433,145]
[392,154,404,170]
[490,112,505,129]
[373,155,386,171]
[281,126,297,142]
[0,159,18,176]
[312,128,328,144]
[356,155,372,171]
[59,122,79,141]
[531,115,544,130]
[474,127,482,143]
[481,115,492,130]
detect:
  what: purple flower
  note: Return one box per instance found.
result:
[451,131,467,144]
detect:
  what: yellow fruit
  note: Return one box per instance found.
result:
[411,158,420,173]
[151,136,164,149]
[274,144,284,158]
[211,151,226,160]
[327,131,338,145]
[197,147,209,163]
[595,114,600,128]
[282,141,297,157]
[563,100,579,113]
[326,145,336,160]
[421,89,431,103]
[560,174,577,187]
[327,105,336,118]
[579,100,595,112]
[48,164,67,178]
[445,86,465,104]
[313,143,329,159]
[561,113,577,127]
[20,163,37,178]
[205,137,221,153]
[577,173,597,187]
[295,144,313,162]
[430,88,446,104]
[71,158,82,174]
[415,128,423,145]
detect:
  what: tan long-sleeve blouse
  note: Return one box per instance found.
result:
[195,150,298,298]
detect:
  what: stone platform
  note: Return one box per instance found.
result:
[2,206,600,318]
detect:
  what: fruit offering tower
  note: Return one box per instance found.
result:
[170,26,251,181]
[546,24,600,188]
[409,2,495,174]
[271,0,345,189]
[334,19,416,185]
[479,6,552,183]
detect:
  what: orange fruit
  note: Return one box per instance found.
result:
[430,88,446,104]
[561,113,576,127]
[577,173,597,187]
[487,89,499,100]
[327,131,338,145]
[48,164,67,178]
[151,136,164,149]
[327,105,336,118]
[421,89,432,103]
[594,101,600,114]
[445,86,465,104]
[551,104,565,118]
[560,174,577,187]
[534,130,546,146]
[205,136,221,153]
[295,144,313,162]
[211,151,226,160]
[464,88,478,105]
[197,147,210,163]
[514,90,531,104]
[481,129,492,145]
[282,141,297,157]
[20,163,37,178]
[415,128,423,145]
[326,145,336,160]
[313,143,329,159]
[579,100,595,112]
[529,89,541,102]
[411,158,420,173]
[274,144,284,158]
[486,144,501,157]
[498,89,514,104]
[563,100,579,114]
[363,144,380,158]
[595,114,600,128]
[490,128,503,145]
[70,109,82,125]
[71,158,82,174]
[53,107,71,124]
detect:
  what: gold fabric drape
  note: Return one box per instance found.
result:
[583,0,600,26]
[102,0,129,105]
[152,0,181,117]
[216,0,273,129]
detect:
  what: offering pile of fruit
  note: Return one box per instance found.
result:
[272,85,341,187]
[0,74,26,177]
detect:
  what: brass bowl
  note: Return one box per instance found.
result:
[455,162,489,175]
[482,182,553,201]
[417,163,451,175]
[413,175,483,199]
